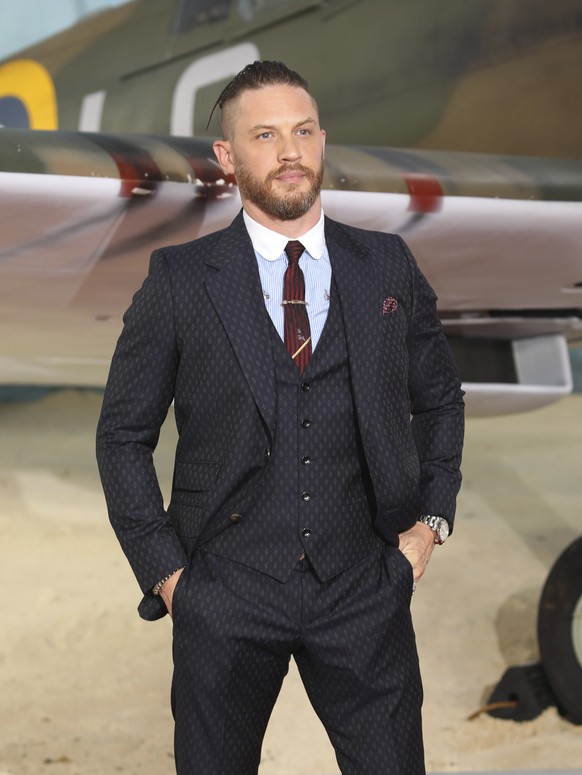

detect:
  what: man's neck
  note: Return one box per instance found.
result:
[242,199,322,239]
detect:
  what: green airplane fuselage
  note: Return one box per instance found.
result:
[1,0,581,158]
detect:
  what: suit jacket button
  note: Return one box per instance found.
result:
[264,448,271,461]
[301,491,311,502]
[229,512,242,524]
[301,418,311,428]
[302,528,312,538]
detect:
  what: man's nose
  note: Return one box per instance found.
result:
[277,135,301,162]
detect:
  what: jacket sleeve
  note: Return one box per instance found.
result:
[96,249,188,595]
[400,237,465,530]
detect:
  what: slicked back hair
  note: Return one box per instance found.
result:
[210,61,316,138]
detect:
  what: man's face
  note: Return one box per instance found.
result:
[213,84,326,223]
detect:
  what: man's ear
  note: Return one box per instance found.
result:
[213,139,234,175]
[321,128,326,158]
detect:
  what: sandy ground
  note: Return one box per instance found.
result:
[1,390,581,774]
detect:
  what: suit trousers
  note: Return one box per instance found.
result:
[170,545,425,775]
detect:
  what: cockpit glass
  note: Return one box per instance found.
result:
[237,0,297,22]
[172,0,230,34]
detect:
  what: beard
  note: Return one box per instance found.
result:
[234,159,324,221]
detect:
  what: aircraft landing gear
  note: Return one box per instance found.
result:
[537,535,582,725]
[482,536,582,724]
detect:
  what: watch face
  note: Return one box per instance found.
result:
[437,519,450,543]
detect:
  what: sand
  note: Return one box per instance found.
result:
[1,390,581,774]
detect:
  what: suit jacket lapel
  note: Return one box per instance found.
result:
[203,213,277,438]
[325,218,383,436]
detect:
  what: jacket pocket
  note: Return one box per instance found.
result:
[169,503,208,538]
[171,460,220,506]
[170,565,189,625]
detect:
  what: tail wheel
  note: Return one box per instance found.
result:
[537,536,582,724]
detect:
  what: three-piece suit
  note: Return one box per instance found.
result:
[96,212,464,774]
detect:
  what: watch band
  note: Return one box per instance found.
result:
[417,514,449,544]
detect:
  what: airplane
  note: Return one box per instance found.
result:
[1,0,582,418]
[0,0,581,726]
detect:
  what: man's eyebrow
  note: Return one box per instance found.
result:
[247,118,317,133]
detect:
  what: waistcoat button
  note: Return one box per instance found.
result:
[301,418,311,428]
[302,528,312,538]
[301,491,311,501]
[301,456,311,465]
[301,382,310,392]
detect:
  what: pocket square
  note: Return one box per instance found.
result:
[382,296,398,315]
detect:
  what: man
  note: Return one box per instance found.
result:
[96,61,464,775]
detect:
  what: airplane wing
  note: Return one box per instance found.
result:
[1,128,581,415]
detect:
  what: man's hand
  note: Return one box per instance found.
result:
[159,567,185,618]
[398,522,436,585]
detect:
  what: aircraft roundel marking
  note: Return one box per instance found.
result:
[0,59,58,129]
[0,95,30,128]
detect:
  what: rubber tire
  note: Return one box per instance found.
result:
[537,536,582,724]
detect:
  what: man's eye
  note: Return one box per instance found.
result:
[258,132,272,139]
[297,128,311,136]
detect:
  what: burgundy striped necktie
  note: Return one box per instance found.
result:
[283,240,312,373]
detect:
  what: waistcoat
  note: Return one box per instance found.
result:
[205,282,380,582]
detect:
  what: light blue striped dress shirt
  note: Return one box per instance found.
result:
[243,210,332,351]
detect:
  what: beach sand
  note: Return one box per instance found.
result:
[1,390,581,774]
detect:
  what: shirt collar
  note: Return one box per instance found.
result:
[243,209,326,261]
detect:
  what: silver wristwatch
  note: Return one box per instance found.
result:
[417,514,450,545]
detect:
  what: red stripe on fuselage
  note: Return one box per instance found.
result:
[403,173,444,213]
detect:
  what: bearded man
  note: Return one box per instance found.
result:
[96,60,464,775]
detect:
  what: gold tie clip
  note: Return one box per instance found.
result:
[291,337,311,360]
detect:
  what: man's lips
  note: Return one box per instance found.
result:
[270,165,313,185]
[275,171,306,183]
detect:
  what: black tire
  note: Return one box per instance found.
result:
[537,536,582,724]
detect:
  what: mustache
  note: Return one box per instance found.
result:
[267,163,317,183]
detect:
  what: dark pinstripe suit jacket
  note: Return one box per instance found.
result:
[96,213,464,620]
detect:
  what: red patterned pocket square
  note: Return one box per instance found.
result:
[382,296,398,315]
